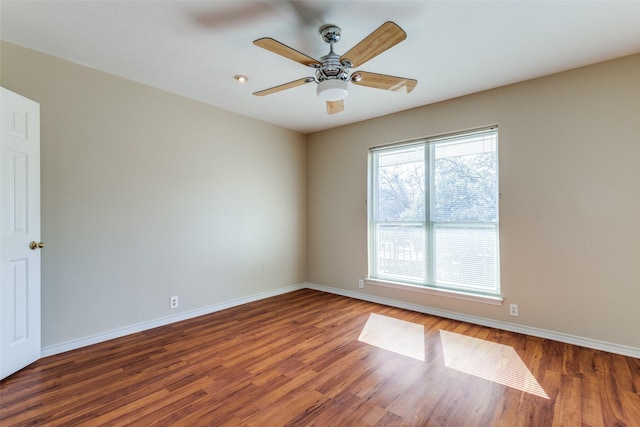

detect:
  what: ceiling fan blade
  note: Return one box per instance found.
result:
[253,78,314,96]
[351,71,417,93]
[253,38,321,67]
[340,21,407,68]
[326,100,344,115]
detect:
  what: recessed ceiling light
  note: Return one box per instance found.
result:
[234,75,248,83]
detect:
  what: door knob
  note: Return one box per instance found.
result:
[29,241,45,250]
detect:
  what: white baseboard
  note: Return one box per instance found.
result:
[41,282,639,360]
[41,284,305,357]
[304,282,640,359]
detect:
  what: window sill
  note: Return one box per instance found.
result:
[365,278,503,306]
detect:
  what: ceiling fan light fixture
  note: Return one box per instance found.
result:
[317,79,348,101]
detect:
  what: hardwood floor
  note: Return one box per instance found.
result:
[1,289,639,426]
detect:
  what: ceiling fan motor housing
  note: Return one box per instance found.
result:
[316,52,350,82]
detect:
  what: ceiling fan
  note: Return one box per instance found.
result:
[253,21,418,114]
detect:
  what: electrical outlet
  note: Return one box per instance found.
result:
[509,304,518,316]
[170,296,179,309]
[358,279,364,289]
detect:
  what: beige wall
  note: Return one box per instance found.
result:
[1,42,307,347]
[307,54,640,349]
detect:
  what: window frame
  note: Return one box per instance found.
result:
[367,127,501,300]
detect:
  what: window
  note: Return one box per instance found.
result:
[369,127,500,297]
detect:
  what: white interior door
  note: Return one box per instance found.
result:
[0,87,41,380]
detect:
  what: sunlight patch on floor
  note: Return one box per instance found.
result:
[358,313,425,361]
[439,330,549,398]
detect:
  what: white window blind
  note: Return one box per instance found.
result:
[369,127,500,296]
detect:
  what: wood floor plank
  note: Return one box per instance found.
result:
[1,289,639,426]
[580,377,605,426]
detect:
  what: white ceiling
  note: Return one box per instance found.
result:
[2,1,639,134]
